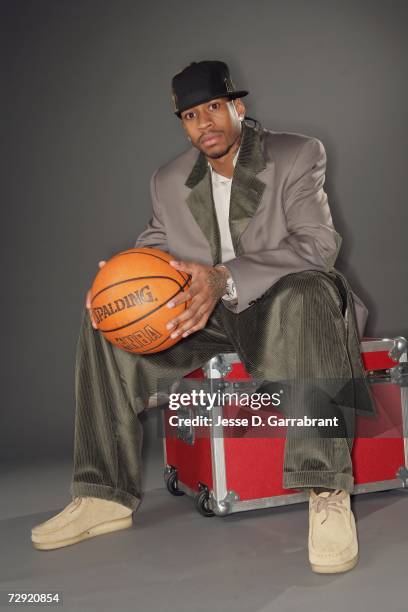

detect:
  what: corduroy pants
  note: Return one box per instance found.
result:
[70,270,356,511]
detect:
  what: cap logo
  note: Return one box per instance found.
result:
[224,76,234,92]
[171,91,178,112]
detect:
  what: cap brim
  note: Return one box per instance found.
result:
[175,90,249,117]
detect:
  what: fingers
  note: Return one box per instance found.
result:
[166,283,197,309]
[169,260,192,273]
[180,315,208,338]
[167,299,213,338]
[166,272,213,336]
[85,289,98,330]
[166,290,201,327]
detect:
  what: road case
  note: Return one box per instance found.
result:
[162,337,408,516]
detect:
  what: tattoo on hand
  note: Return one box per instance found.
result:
[207,267,228,301]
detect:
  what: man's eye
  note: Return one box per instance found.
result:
[184,112,195,120]
[209,102,220,110]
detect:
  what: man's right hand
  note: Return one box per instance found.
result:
[86,260,106,329]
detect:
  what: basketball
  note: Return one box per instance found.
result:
[89,248,192,354]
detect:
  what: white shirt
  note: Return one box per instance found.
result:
[207,147,240,263]
[207,147,240,304]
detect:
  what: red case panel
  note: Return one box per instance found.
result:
[164,339,406,502]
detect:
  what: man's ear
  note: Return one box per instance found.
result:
[233,98,246,121]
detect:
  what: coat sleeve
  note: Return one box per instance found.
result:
[223,137,342,313]
[134,169,169,252]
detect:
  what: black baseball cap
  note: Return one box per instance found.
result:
[171,60,249,117]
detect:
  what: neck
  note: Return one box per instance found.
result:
[206,131,242,179]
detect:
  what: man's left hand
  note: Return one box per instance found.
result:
[166,260,229,338]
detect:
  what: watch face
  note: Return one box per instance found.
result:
[215,265,236,301]
[225,277,237,298]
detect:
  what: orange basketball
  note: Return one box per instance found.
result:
[89,248,192,354]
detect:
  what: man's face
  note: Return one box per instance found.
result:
[180,97,245,159]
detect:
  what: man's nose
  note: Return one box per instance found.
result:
[197,110,213,130]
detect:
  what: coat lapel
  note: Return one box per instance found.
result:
[184,122,267,262]
[229,123,267,255]
[185,155,221,264]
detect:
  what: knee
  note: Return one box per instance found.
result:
[272,271,343,316]
[278,270,334,297]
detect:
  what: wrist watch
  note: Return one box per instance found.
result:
[215,264,238,304]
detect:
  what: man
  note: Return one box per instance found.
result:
[31,60,375,574]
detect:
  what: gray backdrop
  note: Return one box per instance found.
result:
[1,0,407,465]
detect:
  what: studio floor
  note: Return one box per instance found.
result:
[1,455,407,612]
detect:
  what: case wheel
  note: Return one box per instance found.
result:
[195,484,215,517]
[166,469,185,496]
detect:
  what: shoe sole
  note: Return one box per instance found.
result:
[31,515,133,550]
[310,554,359,574]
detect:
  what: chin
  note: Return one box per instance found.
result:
[202,146,230,159]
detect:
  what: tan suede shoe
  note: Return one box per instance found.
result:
[308,489,358,573]
[31,496,133,550]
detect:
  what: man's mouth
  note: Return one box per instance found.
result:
[200,132,222,145]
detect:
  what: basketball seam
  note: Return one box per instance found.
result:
[91,275,185,304]
[110,249,189,285]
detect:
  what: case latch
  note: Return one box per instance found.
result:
[366,363,408,386]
